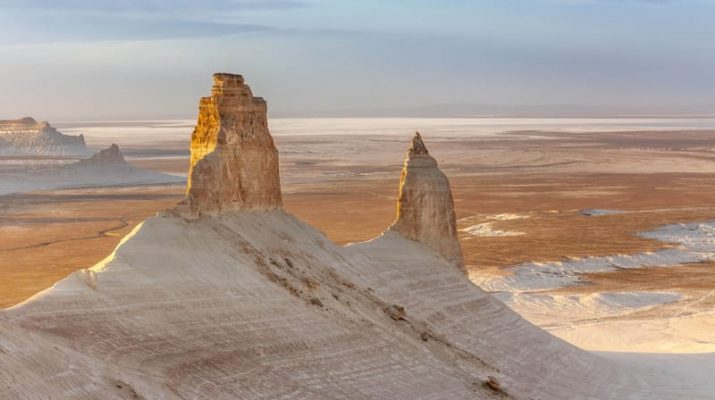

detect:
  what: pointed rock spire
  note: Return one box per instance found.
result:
[181,73,282,217]
[390,132,465,271]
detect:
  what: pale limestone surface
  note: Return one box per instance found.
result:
[0,117,89,156]
[181,73,282,217]
[390,132,465,271]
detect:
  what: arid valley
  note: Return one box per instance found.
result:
[3,111,715,398]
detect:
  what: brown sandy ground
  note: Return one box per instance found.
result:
[0,186,183,308]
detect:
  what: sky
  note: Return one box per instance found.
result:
[1,0,715,120]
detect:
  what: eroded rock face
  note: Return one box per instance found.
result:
[0,117,88,156]
[389,132,465,271]
[181,73,282,216]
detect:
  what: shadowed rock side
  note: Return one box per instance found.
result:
[0,117,89,156]
[181,73,282,217]
[389,132,465,271]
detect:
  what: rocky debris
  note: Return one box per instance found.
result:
[77,144,126,166]
[389,132,465,271]
[483,376,505,394]
[385,304,406,320]
[0,117,88,156]
[112,379,145,400]
[180,73,282,217]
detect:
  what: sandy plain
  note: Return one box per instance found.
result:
[2,125,715,355]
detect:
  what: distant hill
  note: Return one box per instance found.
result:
[0,143,184,196]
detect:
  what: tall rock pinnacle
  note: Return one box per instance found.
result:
[390,132,465,271]
[182,73,282,216]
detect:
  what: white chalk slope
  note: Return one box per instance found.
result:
[1,209,710,399]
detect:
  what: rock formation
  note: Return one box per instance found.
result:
[389,132,465,271]
[0,73,676,399]
[181,73,282,217]
[0,117,89,156]
[0,144,184,196]
[76,143,125,166]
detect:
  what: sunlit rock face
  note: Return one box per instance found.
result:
[389,132,465,271]
[0,117,88,156]
[181,73,282,216]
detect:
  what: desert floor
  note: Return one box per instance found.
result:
[2,127,715,353]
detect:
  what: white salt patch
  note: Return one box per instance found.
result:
[496,291,681,324]
[461,222,524,237]
[490,213,529,221]
[475,220,715,293]
[581,208,625,216]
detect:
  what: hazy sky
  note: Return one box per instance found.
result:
[1,0,715,119]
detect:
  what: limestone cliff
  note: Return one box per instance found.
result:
[389,132,465,271]
[181,73,282,216]
[0,117,88,156]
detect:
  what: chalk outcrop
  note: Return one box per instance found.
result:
[181,73,282,217]
[389,132,465,271]
[0,117,89,156]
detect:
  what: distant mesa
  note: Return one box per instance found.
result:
[180,73,282,216]
[0,117,89,156]
[389,132,465,271]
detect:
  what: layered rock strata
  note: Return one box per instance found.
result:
[389,132,465,271]
[0,117,88,156]
[181,73,282,216]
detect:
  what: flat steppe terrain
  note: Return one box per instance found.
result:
[2,127,715,352]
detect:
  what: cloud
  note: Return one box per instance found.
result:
[0,0,311,44]
[0,0,307,13]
